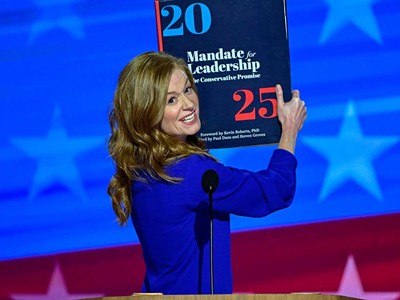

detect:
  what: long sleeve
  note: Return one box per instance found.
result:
[176,148,297,217]
[131,148,297,294]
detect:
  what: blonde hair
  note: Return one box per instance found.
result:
[107,51,213,225]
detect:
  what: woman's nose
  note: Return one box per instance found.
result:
[180,94,194,110]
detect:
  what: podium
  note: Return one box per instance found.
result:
[91,294,358,300]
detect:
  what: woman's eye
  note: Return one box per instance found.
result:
[185,86,193,94]
[167,97,177,104]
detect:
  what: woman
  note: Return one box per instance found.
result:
[107,51,306,294]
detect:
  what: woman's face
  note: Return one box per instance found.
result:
[161,69,201,141]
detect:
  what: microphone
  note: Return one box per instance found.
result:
[201,169,219,295]
[202,169,219,194]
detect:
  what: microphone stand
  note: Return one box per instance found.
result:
[208,187,214,295]
[201,169,219,295]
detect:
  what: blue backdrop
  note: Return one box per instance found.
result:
[1,0,400,297]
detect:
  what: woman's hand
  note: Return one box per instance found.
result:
[276,84,307,154]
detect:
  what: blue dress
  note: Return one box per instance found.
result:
[131,149,297,294]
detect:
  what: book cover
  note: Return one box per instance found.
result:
[155,0,291,149]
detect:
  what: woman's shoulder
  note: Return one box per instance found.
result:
[167,153,221,177]
[172,153,217,168]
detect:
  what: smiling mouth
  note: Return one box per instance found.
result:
[181,111,196,123]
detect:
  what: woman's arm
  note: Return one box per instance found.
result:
[276,84,307,154]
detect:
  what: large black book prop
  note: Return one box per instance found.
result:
[155,0,291,149]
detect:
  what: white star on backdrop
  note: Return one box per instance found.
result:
[11,264,103,300]
[327,255,400,299]
[10,106,104,201]
[29,0,84,43]
[302,101,399,201]
[319,0,382,44]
